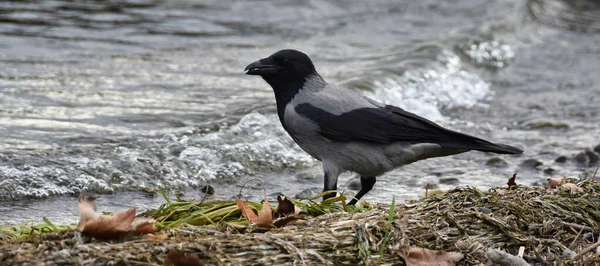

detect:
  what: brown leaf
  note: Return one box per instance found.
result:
[276,195,302,216]
[398,246,463,266]
[507,173,517,188]
[236,198,258,223]
[546,178,562,189]
[272,196,304,227]
[235,198,275,227]
[397,215,409,227]
[494,189,507,195]
[254,199,274,228]
[273,215,304,227]
[561,183,583,192]
[164,250,204,266]
[276,195,296,216]
[132,218,160,235]
[76,193,160,239]
[147,234,169,241]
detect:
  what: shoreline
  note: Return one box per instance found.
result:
[2,176,599,265]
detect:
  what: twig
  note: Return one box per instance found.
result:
[487,248,531,266]
[304,249,328,264]
[569,225,586,249]
[518,246,525,258]
[356,226,371,266]
[239,178,267,199]
[562,222,597,233]
[533,245,551,266]
[425,183,432,197]
[125,259,152,265]
[565,240,600,263]
[586,162,600,185]
[259,235,306,265]
[199,185,210,204]
[581,253,600,265]
[202,243,227,266]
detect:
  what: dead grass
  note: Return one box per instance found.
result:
[1,178,600,265]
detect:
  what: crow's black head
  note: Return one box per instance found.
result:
[245,49,322,124]
[245,49,318,91]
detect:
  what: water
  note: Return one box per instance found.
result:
[1,0,599,225]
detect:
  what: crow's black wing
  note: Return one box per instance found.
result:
[294,103,522,154]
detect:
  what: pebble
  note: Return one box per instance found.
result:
[477,207,492,214]
[573,149,600,167]
[294,169,321,182]
[561,249,577,260]
[543,168,556,175]
[439,177,460,185]
[485,157,509,168]
[294,188,320,199]
[429,169,466,177]
[345,177,362,191]
[200,184,215,195]
[519,159,543,170]
[143,187,156,197]
[54,249,71,258]
[555,155,568,163]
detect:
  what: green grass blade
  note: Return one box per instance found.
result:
[379,196,396,263]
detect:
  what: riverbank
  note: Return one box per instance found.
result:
[1,174,599,265]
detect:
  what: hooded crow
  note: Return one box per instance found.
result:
[245,49,523,205]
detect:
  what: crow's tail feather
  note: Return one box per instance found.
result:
[440,132,523,155]
[471,142,523,154]
[445,138,523,155]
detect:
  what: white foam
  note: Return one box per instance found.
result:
[463,40,515,68]
[179,112,316,181]
[365,50,492,122]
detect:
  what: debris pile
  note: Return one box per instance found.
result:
[1,175,599,265]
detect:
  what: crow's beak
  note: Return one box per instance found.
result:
[244,57,282,75]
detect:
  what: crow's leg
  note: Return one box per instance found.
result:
[322,161,341,201]
[323,172,338,200]
[348,176,376,205]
